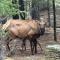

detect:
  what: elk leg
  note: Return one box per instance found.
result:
[30,40,34,55]
[33,39,37,54]
[6,37,13,56]
[22,39,26,51]
[6,42,10,51]
[37,42,43,51]
[6,37,11,51]
[5,39,11,56]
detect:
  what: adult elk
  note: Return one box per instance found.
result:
[2,19,46,55]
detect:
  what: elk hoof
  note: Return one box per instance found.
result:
[6,52,11,57]
[35,51,37,54]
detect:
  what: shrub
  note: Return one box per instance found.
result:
[0,29,9,40]
[0,0,19,17]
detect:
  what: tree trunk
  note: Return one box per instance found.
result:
[19,0,25,20]
[31,0,40,20]
[52,0,57,41]
[47,0,50,26]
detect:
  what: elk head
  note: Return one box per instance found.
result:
[39,18,46,35]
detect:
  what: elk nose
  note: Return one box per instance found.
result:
[40,28,45,35]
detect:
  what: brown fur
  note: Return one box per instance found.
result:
[2,19,45,55]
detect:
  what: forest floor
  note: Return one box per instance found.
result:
[5,31,60,60]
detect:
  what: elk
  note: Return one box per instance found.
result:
[2,19,46,55]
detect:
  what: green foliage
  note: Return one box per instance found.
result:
[0,0,19,17]
[0,29,9,39]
